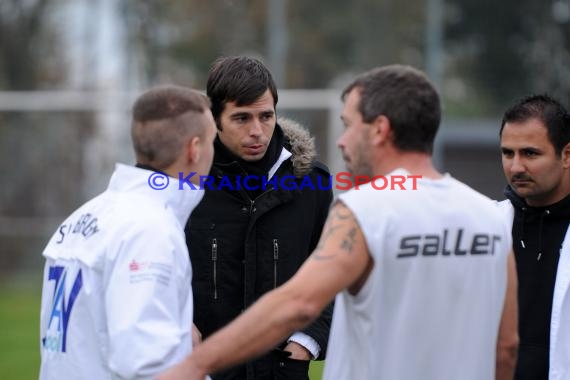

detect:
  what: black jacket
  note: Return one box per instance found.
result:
[505,186,570,380]
[186,119,334,380]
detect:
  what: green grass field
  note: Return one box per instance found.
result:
[309,360,325,379]
[0,285,41,380]
[0,283,323,379]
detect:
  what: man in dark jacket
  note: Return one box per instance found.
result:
[186,56,333,380]
[499,94,570,380]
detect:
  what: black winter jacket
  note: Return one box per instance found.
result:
[186,119,333,380]
[505,186,570,379]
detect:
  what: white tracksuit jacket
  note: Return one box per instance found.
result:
[39,164,204,379]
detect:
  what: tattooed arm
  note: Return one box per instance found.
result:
[158,202,373,380]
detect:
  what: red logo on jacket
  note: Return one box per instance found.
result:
[129,260,140,272]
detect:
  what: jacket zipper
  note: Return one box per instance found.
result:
[242,188,274,308]
[273,239,279,288]
[211,238,218,300]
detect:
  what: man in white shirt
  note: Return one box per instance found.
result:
[160,65,519,380]
[39,85,217,380]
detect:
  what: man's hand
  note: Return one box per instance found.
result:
[283,341,312,360]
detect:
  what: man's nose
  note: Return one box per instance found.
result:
[336,134,345,149]
[249,119,263,137]
[510,154,525,173]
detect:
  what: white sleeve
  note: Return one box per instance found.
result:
[105,224,192,379]
[287,332,320,359]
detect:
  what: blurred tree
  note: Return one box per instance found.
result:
[113,0,570,114]
[446,0,570,114]
[0,0,64,89]
[524,0,570,106]
[121,0,267,88]
[288,0,426,88]
[120,0,428,89]
[0,0,95,274]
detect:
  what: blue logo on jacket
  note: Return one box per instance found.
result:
[42,266,83,352]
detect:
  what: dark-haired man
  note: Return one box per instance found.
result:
[498,94,570,380]
[163,65,518,380]
[186,56,333,380]
[39,86,216,379]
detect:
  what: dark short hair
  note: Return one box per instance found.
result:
[131,85,211,169]
[500,94,570,156]
[206,56,278,130]
[342,64,441,153]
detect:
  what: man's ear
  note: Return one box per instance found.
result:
[562,142,570,169]
[370,115,392,146]
[186,135,201,164]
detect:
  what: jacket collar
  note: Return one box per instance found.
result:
[108,163,204,226]
[279,117,316,177]
[504,184,570,218]
[268,147,292,179]
[504,184,570,260]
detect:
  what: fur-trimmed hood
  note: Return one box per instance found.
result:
[278,117,316,177]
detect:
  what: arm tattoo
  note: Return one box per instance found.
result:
[340,227,357,253]
[312,205,359,261]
